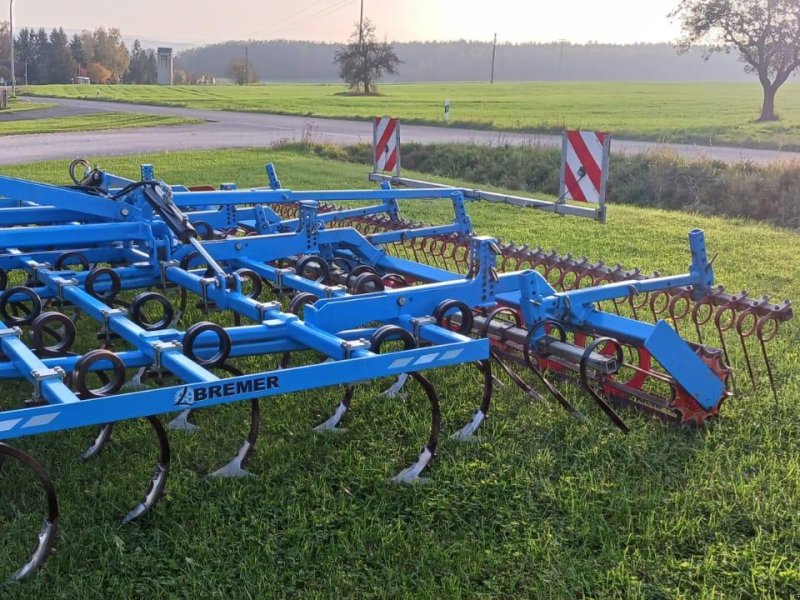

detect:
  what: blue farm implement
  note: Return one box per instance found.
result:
[0,158,792,581]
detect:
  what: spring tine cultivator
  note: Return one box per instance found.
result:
[0,156,792,580]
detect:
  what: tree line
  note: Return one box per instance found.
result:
[0,25,157,84]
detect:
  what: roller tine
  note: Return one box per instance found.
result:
[391,372,439,485]
[123,416,170,524]
[122,366,147,391]
[210,399,261,478]
[738,330,757,388]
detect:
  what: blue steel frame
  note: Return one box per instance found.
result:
[0,162,726,446]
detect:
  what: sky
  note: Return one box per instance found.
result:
[10,0,683,46]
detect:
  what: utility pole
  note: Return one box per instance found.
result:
[245,44,249,85]
[557,39,566,82]
[490,33,497,84]
[359,0,364,44]
[9,0,15,97]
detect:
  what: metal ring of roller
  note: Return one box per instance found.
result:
[351,272,385,294]
[233,268,263,300]
[345,264,376,289]
[183,321,231,367]
[279,294,320,369]
[369,325,417,353]
[0,286,42,326]
[193,220,216,240]
[522,320,567,368]
[0,443,59,582]
[381,273,408,288]
[85,267,121,300]
[433,299,474,335]
[479,305,522,339]
[288,292,319,316]
[331,257,354,276]
[179,251,215,277]
[295,255,331,282]
[30,311,77,356]
[54,251,91,273]
[130,292,174,332]
[73,349,126,399]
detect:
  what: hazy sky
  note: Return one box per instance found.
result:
[12,0,682,45]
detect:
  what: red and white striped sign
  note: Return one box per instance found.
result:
[560,130,610,204]
[373,117,400,174]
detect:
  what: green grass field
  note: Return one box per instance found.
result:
[0,112,200,136]
[1,98,56,113]
[24,81,800,150]
[1,148,798,598]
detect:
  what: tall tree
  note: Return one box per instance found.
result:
[334,18,400,94]
[0,21,10,82]
[126,40,157,83]
[82,28,129,82]
[46,28,76,83]
[671,0,800,121]
[70,34,89,75]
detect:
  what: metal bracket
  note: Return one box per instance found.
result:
[199,277,217,308]
[255,301,281,322]
[274,268,293,293]
[323,285,347,298]
[411,316,436,343]
[54,277,79,303]
[160,260,179,286]
[31,366,66,401]
[0,327,22,339]
[342,338,370,359]
[152,341,182,370]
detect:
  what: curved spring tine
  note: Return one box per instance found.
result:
[210,399,261,478]
[735,310,758,388]
[757,316,780,407]
[314,385,355,433]
[522,343,587,422]
[0,442,59,582]
[380,372,410,399]
[123,416,170,524]
[167,409,199,432]
[391,372,441,485]
[80,424,113,462]
[451,359,494,442]
[489,351,542,403]
[579,338,629,434]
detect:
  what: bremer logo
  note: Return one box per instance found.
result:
[174,376,280,407]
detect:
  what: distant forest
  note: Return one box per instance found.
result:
[176,41,751,83]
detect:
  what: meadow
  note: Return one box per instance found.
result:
[0,112,200,136]
[24,81,800,150]
[0,147,798,598]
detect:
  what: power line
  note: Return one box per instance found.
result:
[245,0,339,38]
[246,0,355,41]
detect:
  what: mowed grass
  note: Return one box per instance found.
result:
[24,81,800,149]
[0,98,56,113]
[1,148,799,598]
[0,112,201,136]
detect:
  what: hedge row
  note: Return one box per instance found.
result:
[287,142,800,229]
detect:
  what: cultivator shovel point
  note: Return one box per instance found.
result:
[0,157,791,580]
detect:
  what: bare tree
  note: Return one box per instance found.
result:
[228,59,257,85]
[334,18,400,95]
[671,0,800,121]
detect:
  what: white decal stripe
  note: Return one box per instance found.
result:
[414,353,439,365]
[23,413,61,428]
[440,349,464,361]
[0,419,23,432]
[389,357,414,369]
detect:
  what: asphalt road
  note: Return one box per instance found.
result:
[2,96,800,166]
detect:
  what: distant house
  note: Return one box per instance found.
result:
[75,76,91,85]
